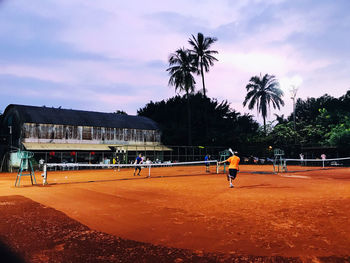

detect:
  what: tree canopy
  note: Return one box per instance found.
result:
[138,93,259,148]
[138,89,350,157]
[188,32,218,97]
[265,90,350,156]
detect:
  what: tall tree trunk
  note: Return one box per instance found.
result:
[200,61,206,97]
[263,116,266,135]
[186,92,192,145]
[200,59,209,142]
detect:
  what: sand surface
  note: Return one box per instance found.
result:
[0,165,349,262]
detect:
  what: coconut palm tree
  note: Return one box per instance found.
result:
[167,48,197,145]
[243,74,285,134]
[188,32,218,97]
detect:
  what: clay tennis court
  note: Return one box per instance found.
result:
[0,164,350,262]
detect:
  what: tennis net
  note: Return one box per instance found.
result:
[41,160,219,185]
[284,157,350,172]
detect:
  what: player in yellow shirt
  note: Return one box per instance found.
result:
[219,151,240,188]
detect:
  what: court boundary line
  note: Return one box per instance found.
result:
[279,174,311,179]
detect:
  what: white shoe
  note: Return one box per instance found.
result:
[230,184,234,188]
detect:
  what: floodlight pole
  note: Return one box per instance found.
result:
[8,126,12,150]
[290,85,298,132]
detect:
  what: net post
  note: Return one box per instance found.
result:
[273,148,285,174]
[42,163,48,185]
[148,164,151,178]
[283,159,287,172]
[216,161,219,174]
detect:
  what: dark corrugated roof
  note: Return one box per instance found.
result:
[4,104,159,130]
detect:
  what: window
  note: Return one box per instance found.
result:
[101,128,105,141]
[106,128,111,140]
[117,128,123,140]
[136,130,142,142]
[82,126,92,140]
[124,129,129,141]
[50,125,55,140]
[55,125,63,139]
[93,127,101,140]
[23,123,30,138]
[40,124,49,139]
[72,126,78,139]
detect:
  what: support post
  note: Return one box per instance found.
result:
[42,163,48,185]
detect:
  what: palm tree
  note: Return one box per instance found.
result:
[188,32,218,97]
[243,74,285,134]
[167,48,197,145]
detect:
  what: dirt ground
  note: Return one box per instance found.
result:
[0,164,350,262]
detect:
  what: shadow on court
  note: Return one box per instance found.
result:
[35,172,219,186]
[0,240,25,263]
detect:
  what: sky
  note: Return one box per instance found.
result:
[0,0,349,123]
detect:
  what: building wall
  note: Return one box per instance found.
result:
[22,123,161,145]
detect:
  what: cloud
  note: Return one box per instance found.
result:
[0,0,349,123]
[0,73,170,114]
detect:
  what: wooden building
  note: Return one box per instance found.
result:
[0,104,171,170]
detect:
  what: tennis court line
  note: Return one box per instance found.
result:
[279,174,311,179]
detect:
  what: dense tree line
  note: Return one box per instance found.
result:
[266,90,350,155]
[138,93,259,149]
[138,90,350,157]
[163,32,287,155]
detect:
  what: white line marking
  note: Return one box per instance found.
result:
[280,174,311,179]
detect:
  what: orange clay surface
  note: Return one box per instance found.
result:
[0,164,350,259]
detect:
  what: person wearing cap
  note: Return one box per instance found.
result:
[219,151,240,188]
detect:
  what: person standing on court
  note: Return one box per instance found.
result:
[321,153,326,168]
[219,151,240,188]
[133,153,143,176]
[112,157,117,171]
[204,154,210,172]
[299,153,304,166]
